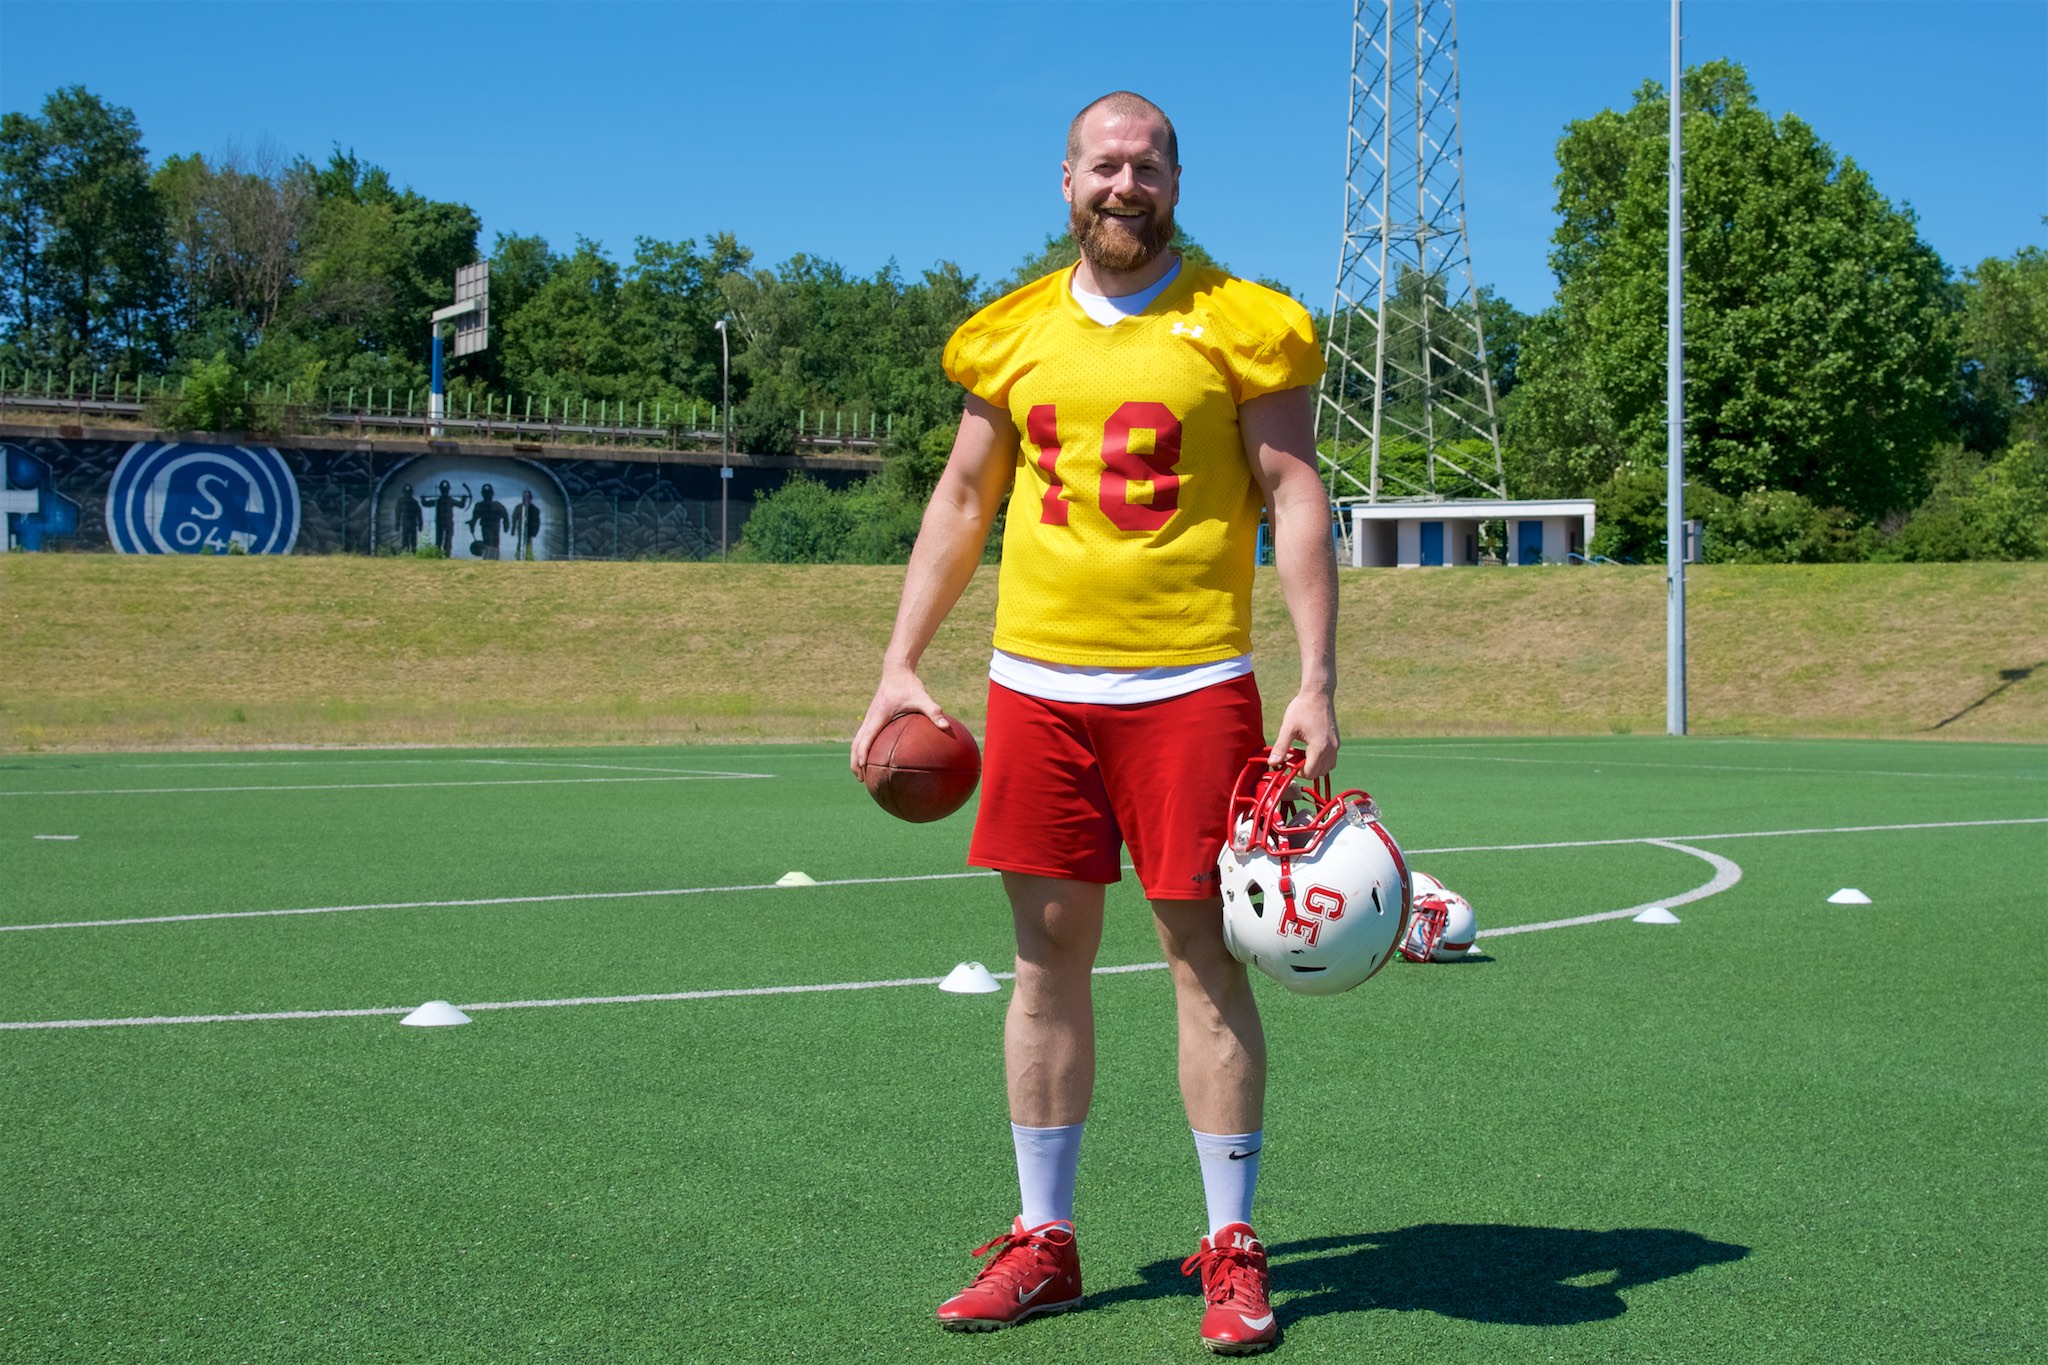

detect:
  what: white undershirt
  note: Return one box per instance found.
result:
[1070,257,1181,325]
[991,259,1250,706]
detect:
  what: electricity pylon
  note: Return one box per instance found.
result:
[1317,0,1504,503]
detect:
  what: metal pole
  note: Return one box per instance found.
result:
[716,317,731,562]
[1666,0,1687,736]
[429,327,445,437]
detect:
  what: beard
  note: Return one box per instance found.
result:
[1070,196,1175,274]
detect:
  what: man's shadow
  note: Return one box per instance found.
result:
[1090,1223,1749,1327]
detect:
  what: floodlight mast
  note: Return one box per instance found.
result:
[715,317,732,563]
[1666,0,1687,736]
[1317,0,1504,512]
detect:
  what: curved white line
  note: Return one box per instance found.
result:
[0,964,1177,1031]
[1477,840,1742,937]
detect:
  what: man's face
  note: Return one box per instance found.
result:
[1063,107,1179,274]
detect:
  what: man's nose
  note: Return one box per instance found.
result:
[1108,163,1138,196]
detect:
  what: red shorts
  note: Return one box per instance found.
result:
[969,675,1266,901]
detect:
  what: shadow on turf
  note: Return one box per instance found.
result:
[1092,1224,1747,1327]
[1930,660,2043,730]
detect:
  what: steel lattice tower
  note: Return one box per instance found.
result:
[1318,0,1504,503]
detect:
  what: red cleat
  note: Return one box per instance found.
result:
[935,1217,1083,1331]
[1182,1222,1278,1355]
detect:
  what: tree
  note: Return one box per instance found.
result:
[1509,62,1953,521]
[1955,238,2047,451]
[153,144,311,348]
[0,87,170,367]
[288,150,478,366]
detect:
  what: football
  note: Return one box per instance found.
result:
[861,711,981,823]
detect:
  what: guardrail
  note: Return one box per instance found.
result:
[4,386,892,456]
[0,369,892,454]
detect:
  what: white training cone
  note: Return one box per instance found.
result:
[1827,888,1872,905]
[401,1000,471,1027]
[939,962,1002,994]
[776,871,818,887]
[1633,906,1681,924]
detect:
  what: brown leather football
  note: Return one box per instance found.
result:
[861,711,981,823]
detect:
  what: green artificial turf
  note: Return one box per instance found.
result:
[1,738,2043,1362]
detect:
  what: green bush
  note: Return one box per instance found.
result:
[734,390,798,458]
[738,473,851,562]
[154,351,255,433]
[1702,489,1873,564]
[1887,440,2048,561]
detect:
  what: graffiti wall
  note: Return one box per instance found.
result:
[1,434,859,559]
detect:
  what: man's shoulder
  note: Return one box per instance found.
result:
[955,269,1070,345]
[1180,266,1313,342]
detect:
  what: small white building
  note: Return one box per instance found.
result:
[1345,499,1598,568]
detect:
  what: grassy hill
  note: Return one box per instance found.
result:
[3,556,2043,750]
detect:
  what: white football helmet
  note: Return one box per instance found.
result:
[1399,877,1478,962]
[1217,751,1411,996]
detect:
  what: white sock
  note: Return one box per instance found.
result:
[1191,1128,1262,1235]
[1012,1121,1084,1228]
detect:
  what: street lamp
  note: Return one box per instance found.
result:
[714,316,732,563]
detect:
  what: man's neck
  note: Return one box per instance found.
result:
[1072,250,1180,299]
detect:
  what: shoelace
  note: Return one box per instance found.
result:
[968,1227,1051,1287]
[1181,1242,1263,1307]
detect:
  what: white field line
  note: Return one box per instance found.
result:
[1352,749,2045,783]
[1417,815,2047,856]
[10,750,848,772]
[0,869,1004,933]
[0,819,2028,1032]
[1475,841,1742,938]
[1,816,2037,937]
[0,772,773,798]
[0,962,1170,1032]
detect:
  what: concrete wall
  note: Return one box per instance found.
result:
[1,425,875,559]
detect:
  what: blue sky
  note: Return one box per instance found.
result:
[1,0,2042,314]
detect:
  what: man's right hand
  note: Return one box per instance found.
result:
[850,666,951,777]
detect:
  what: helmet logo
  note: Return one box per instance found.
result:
[1280,884,1345,947]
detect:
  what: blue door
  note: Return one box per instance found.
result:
[1517,520,1544,565]
[1420,520,1444,566]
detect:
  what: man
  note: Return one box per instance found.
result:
[395,482,423,553]
[467,482,509,560]
[512,489,542,560]
[422,479,470,556]
[851,91,1338,1356]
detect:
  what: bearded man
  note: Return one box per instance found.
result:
[851,90,1338,1356]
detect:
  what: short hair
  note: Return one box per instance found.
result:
[1066,91,1178,167]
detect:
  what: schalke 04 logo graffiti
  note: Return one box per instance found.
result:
[105,443,301,555]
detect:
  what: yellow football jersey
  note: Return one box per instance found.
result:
[943,263,1322,667]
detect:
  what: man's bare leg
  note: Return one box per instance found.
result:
[1152,897,1266,1132]
[1003,873,1105,1126]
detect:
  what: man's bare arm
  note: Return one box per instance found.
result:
[1242,384,1341,779]
[849,394,1017,775]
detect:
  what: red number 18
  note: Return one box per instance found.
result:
[1025,401,1183,531]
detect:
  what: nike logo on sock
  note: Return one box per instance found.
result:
[1227,1147,1261,1160]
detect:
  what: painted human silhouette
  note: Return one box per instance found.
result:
[512,489,542,560]
[395,482,423,552]
[468,482,510,561]
[421,479,471,555]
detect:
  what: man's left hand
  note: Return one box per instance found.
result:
[1269,687,1339,779]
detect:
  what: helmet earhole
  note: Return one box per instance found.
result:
[1246,882,1266,919]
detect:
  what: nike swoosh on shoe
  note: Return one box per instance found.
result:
[1239,1312,1275,1331]
[1017,1279,1052,1305]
